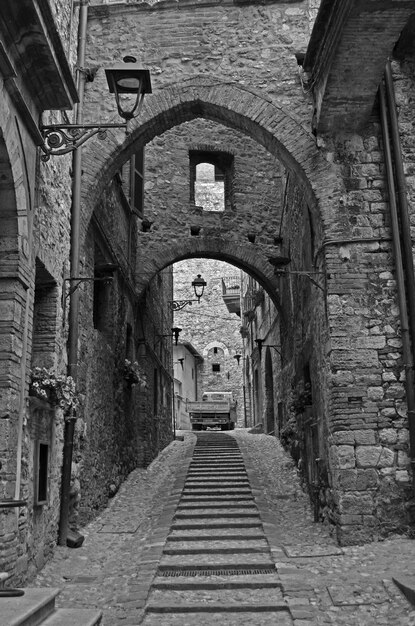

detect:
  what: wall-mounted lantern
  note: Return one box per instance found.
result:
[40,56,152,160]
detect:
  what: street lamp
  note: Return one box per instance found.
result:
[169,274,207,311]
[255,338,281,358]
[105,56,152,121]
[40,56,151,160]
[192,274,207,300]
[157,327,182,345]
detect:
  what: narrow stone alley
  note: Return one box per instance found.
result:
[21,431,415,626]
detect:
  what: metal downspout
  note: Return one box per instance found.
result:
[58,0,89,546]
[379,82,415,501]
[384,62,415,356]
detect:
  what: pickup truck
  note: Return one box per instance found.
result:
[187,392,236,431]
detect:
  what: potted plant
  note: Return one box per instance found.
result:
[123,359,147,388]
[29,367,79,414]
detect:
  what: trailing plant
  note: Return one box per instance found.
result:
[29,367,79,413]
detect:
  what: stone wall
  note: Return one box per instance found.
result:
[141,118,283,254]
[75,179,174,527]
[316,118,411,543]
[86,0,313,124]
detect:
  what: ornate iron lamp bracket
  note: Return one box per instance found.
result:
[40,123,127,161]
[168,299,200,311]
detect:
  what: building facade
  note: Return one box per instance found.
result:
[2,0,415,587]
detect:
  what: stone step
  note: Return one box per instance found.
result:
[163,545,269,555]
[42,608,103,625]
[190,457,243,461]
[185,479,250,484]
[177,503,257,509]
[159,554,274,567]
[186,474,248,478]
[165,534,268,551]
[174,511,260,519]
[192,456,242,459]
[1,587,60,626]
[147,586,284,606]
[189,459,245,470]
[174,513,261,522]
[187,468,247,473]
[167,531,266,540]
[141,609,293,625]
[151,577,282,590]
[145,603,289,614]
[182,487,252,496]
[180,496,254,502]
[171,520,262,530]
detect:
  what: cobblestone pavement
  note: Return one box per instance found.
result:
[32,430,415,625]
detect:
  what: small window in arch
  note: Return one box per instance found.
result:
[190,150,233,212]
[209,346,224,357]
[195,163,224,212]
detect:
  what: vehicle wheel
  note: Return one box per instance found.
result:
[230,422,235,430]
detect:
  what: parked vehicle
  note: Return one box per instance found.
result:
[187,391,237,430]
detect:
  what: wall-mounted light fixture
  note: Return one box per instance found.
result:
[234,354,242,366]
[157,327,182,345]
[174,358,185,370]
[40,56,152,160]
[255,338,281,358]
[169,274,207,311]
[62,263,118,320]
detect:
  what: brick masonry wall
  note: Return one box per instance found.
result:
[318,115,412,544]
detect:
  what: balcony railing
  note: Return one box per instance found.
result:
[222,275,241,316]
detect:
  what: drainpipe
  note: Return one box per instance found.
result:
[58,0,89,546]
[384,61,415,354]
[379,82,415,502]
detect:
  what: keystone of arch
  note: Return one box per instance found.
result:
[81,79,346,240]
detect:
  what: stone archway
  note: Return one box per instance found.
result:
[137,238,285,316]
[81,80,345,243]
[0,128,30,418]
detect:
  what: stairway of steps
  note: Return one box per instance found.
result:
[0,574,102,626]
[141,432,293,625]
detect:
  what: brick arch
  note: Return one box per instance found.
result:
[138,237,285,317]
[0,119,30,424]
[81,80,347,240]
